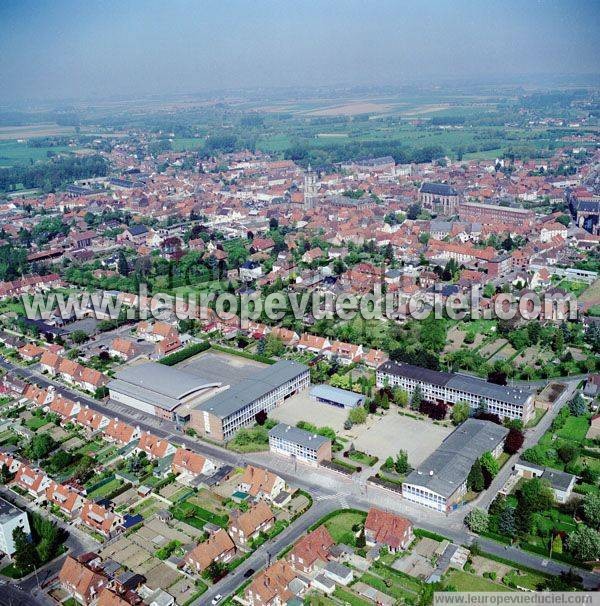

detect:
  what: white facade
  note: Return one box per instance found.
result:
[0,499,30,556]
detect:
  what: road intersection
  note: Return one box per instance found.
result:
[0,358,597,601]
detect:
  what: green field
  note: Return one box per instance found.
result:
[444,570,513,592]
[0,139,74,167]
[322,510,366,545]
[556,416,590,442]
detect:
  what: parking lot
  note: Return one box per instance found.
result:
[176,350,266,386]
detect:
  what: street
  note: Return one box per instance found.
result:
[1,358,598,599]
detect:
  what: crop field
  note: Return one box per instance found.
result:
[0,139,74,167]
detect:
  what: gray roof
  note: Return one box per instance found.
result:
[269,422,330,450]
[0,497,25,523]
[197,360,308,419]
[108,362,220,411]
[429,220,453,232]
[403,419,509,498]
[541,468,577,492]
[420,182,459,196]
[378,361,531,406]
[324,561,352,578]
[310,384,364,408]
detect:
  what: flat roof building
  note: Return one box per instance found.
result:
[0,497,30,556]
[402,419,508,512]
[310,385,364,409]
[268,423,332,466]
[376,361,534,422]
[190,360,310,441]
[107,362,222,421]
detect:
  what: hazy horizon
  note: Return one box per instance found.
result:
[1,0,599,105]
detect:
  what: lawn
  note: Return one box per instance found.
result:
[25,415,51,431]
[556,416,590,442]
[86,478,123,500]
[348,450,378,466]
[333,588,372,606]
[360,572,416,601]
[172,500,229,529]
[444,570,512,592]
[322,510,366,545]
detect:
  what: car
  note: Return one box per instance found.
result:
[243,568,255,578]
[211,595,223,605]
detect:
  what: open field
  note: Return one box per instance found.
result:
[0,123,76,140]
[0,139,75,167]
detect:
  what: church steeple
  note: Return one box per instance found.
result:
[303,165,317,210]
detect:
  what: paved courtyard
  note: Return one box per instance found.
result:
[350,412,451,466]
[270,389,348,432]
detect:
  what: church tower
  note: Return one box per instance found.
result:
[303,164,317,210]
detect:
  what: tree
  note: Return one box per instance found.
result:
[117,250,129,276]
[356,526,366,548]
[467,459,485,492]
[205,560,228,582]
[383,456,394,471]
[498,506,516,536]
[504,427,525,454]
[254,410,268,426]
[12,526,38,573]
[393,388,408,408]
[515,477,554,534]
[394,450,410,475]
[567,525,600,562]
[70,330,89,344]
[0,463,14,484]
[551,534,563,555]
[557,443,579,464]
[581,493,600,530]
[348,406,367,425]
[27,433,56,460]
[465,507,489,533]
[451,401,470,426]
[489,495,506,517]
[410,385,422,410]
[479,451,499,488]
[568,393,587,417]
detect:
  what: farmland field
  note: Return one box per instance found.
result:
[0,139,74,167]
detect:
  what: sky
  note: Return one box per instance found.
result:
[0,0,599,104]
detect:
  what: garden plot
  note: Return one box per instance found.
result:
[393,553,434,579]
[144,562,182,591]
[142,517,197,543]
[471,556,512,578]
[478,339,508,359]
[489,343,516,363]
[512,346,543,367]
[210,470,242,499]
[444,327,466,353]
[414,537,442,558]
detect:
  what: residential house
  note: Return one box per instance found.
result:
[297,333,330,354]
[45,481,85,517]
[136,432,176,460]
[229,500,275,546]
[182,528,236,574]
[76,406,109,435]
[245,560,302,606]
[365,508,414,552]
[79,501,122,538]
[103,419,140,445]
[59,555,108,605]
[290,525,334,574]
[171,448,215,481]
[14,465,51,499]
[109,338,137,361]
[237,466,286,502]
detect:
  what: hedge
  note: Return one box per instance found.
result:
[414,528,452,543]
[210,343,276,364]
[159,341,210,365]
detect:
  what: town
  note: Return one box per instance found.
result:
[0,2,599,605]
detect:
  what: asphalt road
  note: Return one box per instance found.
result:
[1,359,598,598]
